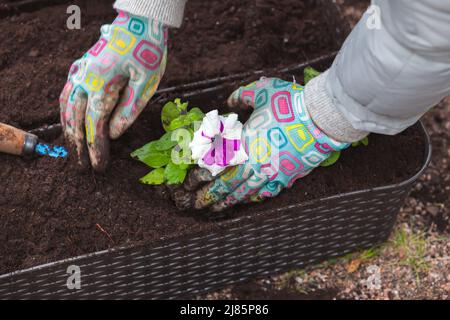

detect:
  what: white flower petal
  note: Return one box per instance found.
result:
[222,113,243,139]
[229,145,248,164]
[191,144,211,161]
[197,160,225,177]
[190,109,248,176]
[223,113,238,129]
[201,110,220,137]
[192,129,211,146]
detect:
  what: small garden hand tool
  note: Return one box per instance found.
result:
[0,122,67,158]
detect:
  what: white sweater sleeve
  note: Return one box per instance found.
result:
[114,0,187,28]
[305,0,450,142]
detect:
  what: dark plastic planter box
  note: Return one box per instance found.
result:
[0,74,432,299]
[0,0,432,300]
[0,127,432,299]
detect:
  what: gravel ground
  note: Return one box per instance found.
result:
[202,0,450,300]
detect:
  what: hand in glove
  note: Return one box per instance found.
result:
[173,77,350,212]
[60,11,168,171]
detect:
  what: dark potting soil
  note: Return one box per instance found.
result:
[0,83,426,274]
[0,0,342,127]
[168,0,340,86]
[0,0,116,127]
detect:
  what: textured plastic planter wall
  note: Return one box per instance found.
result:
[0,1,432,300]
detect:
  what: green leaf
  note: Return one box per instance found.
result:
[360,136,369,146]
[176,98,189,112]
[187,107,205,123]
[153,132,178,151]
[321,151,341,167]
[165,106,205,131]
[161,98,188,132]
[130,141,159,161]
[161,101,179,132]
[178,163,194,170]
[304,66,321,85]
[140,168,166,185]
[140,151,171,168]
[352,136,370,148]
[360,136,369,147]
[164,161,188,185]
[167,115,191,131]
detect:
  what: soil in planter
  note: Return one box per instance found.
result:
[0,0,116,128]
[0,0,342,127]
[0,83,426,274]
[168,0,340,86]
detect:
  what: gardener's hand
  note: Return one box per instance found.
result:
[173,77,350,212]
[60,11,168,171]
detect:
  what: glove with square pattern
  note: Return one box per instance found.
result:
[60,11,168,171]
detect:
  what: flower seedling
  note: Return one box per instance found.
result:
[133,99,248,185]
[132,99,205,185]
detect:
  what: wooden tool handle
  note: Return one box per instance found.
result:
[0,123,37,156]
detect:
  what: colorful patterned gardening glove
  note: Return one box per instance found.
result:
[174,77,350,212]
[60,11,168,171]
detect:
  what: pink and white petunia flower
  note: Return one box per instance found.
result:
[190,110,248,176]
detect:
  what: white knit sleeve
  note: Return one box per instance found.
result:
[114,0,187,28]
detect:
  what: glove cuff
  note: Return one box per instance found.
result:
[114,0,186,28]
[304,71,368,143]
